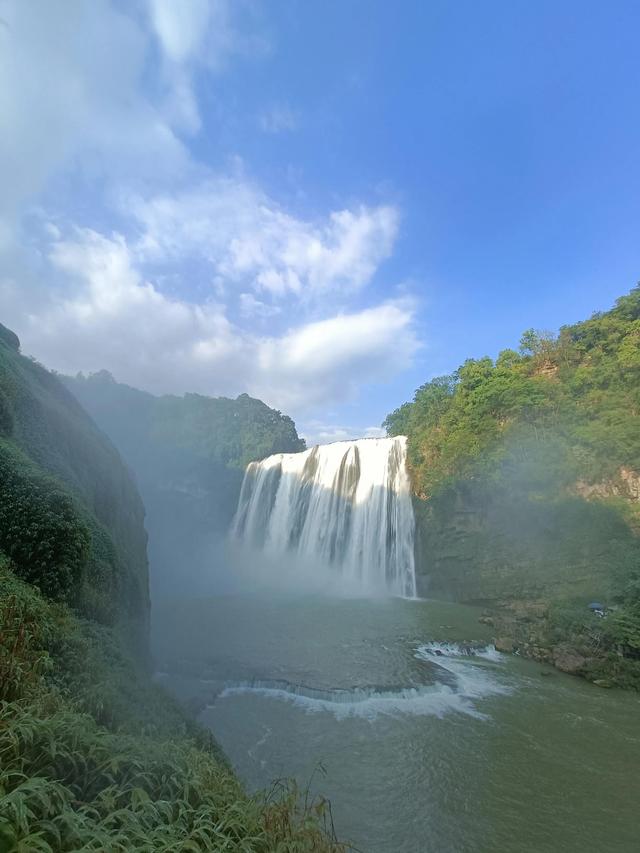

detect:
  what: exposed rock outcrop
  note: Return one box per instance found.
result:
[552,646,587,674]
[574,467,640,503]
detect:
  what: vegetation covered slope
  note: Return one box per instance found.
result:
[63,373,305,598]
[385,287,640,687]
[0,327,345,852]
[64,372,305,471]
[0,325,148,649]
[0,565,346,852]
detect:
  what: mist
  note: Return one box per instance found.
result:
[4,2,640,851]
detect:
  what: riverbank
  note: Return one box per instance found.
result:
[386,287,640,691]
[0,565,348,851]
[479,597,640,690]
[153,593,640,853]
[0,325,345,852]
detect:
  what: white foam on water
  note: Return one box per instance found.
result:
[417,642,504,662]
[215,646,511,721]
[218,683,490,720]
[414,643,512,705]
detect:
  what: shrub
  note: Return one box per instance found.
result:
[0,703,348,852]
[0,569,349,851]
[0,387,13,437]
[0,560,55,702]
[0,441,90,602]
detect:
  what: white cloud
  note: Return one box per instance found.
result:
[146,0,255,135]
[0,0,193,235]
[0,1,420,425]
[148,0,212,63]
[33,229,243,391]
[255,301,417,409]
[4,227,418,414]
[300,422,387,447]
[0,0,261,232]
[148,0,266,69]
[128,180,399,298]
[238,293,281,318]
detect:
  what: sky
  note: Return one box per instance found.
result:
[1,0,639,446]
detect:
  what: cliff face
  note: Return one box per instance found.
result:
[0,326,149,651]
[413,472,638,603]
[386,287,640,687]
[0,325,341,852]
[63,372,306,599]
[411,470,640,687]
[573,467,640,505]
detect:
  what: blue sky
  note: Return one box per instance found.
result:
[1,1,639,445]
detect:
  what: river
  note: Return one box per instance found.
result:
[153,594,640,853]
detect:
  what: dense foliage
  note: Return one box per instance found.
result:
[386,287,640,686]
[65,372,305,471]
[0,323,20,352]
[0,327,346,851]
[0,335,148,643]
[0,441,90,601]
[0,567,347,852]
[63,372,306,598]
[385,285,640,496]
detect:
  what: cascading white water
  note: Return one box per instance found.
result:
[231,436,416,597]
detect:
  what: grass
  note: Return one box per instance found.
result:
[0,703,346,852]
[0,563,350,852]
[0,329,350,850]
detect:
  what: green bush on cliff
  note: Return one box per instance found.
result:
[0,387,13,437]
[387,286,640,685]
[0,323,346,851]
[0,555,57,703]
[64,374,306,471]
[0,438,133,628]
[385,285,640,497]
[0,440,90,602]
[0,328,149,639]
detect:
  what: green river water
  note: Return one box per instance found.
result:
[153,595,640,853]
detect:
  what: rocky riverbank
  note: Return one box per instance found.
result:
[479,599,640,689]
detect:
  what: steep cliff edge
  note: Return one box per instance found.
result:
[0,324,149,650]
[386,287,640,688]
[62,372,306,598]
[0,325,344,851]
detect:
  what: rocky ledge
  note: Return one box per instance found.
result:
[479,599,639,690]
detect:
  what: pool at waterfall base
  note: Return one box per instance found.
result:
[153,594,640,853]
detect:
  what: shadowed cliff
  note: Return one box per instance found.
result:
[0,324,149,650]
[62,372,306,600]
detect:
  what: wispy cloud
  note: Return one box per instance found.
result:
[2,226,417,413]
[147,0,269,134]
[258,103,299,134]
[0,0,191,232]
[128,179,399,299]
[0,0,419,424]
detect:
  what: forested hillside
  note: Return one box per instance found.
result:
[0,323,149,650]
[63,372,305,598]
[0,324,344,852]
[385,287,640,687]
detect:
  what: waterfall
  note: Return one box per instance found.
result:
[231,436,416,597]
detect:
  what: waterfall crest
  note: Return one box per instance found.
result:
[231,436,416,597]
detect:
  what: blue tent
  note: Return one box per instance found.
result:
[588,602,605,611]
